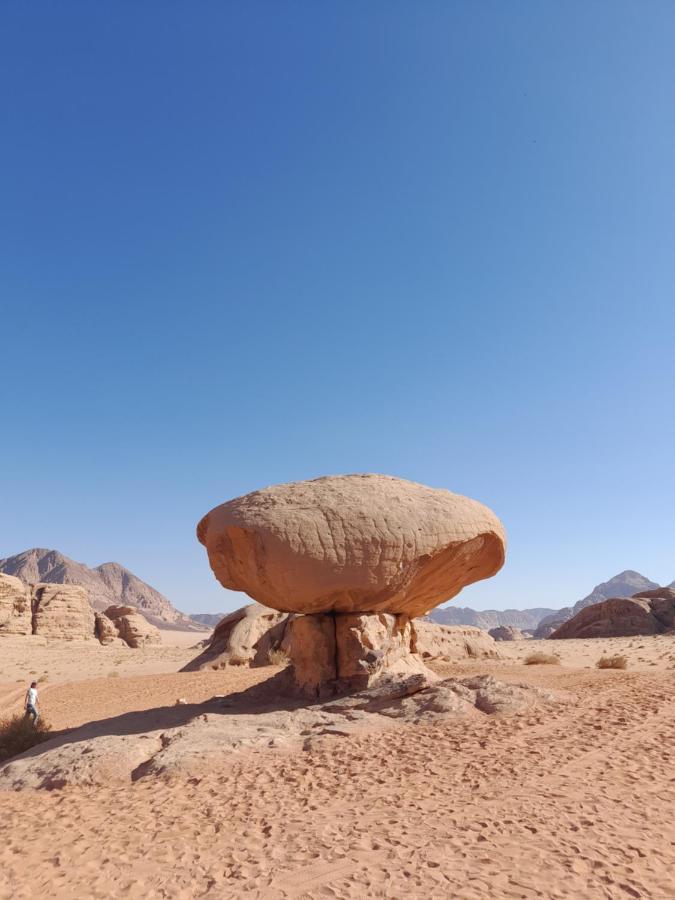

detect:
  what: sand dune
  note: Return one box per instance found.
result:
[1,634,674,898]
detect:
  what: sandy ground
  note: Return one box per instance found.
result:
[0,630,211,688]
[1,634,674,899]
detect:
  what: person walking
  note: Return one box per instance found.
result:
[24,681,39,725]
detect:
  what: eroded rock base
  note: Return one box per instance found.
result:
[287,612,437,698]
[0,674,562,791]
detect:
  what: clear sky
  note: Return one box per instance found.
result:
[2,3,674,615]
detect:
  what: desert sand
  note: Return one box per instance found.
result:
[1,633,674,899]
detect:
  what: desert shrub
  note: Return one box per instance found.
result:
[268,647,290,667]
[0,714,51,764]
[596,655,628,670]
[107,670,120,678]
[524,652,560,666]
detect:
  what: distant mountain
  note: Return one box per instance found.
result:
[428,606,557,631]
[189,613,222,629]
[0,548,200,631]
[432,571,665,637]
[571,570,659,615]
[534,570,661,637]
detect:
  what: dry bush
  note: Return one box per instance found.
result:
[107,670,120,678]
[596,655,628,670]
[0,714,51,764]
[268,647,290,667]
[524,652,560,666]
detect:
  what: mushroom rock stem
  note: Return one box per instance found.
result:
[287,612,437,699]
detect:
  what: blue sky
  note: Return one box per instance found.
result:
[2,3,674,615]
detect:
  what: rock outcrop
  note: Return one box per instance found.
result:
[0,574,32,635]
[415,621,500,659]
[0,576,160,647]
[488,625,524,641]
[104,606,161,648]
[287,612,436,698]
[197,474,505,618]
[94,611,122,645]
[31,584,96,640]
[184,605,501,675]
[182,604,291,670]
[550,588,675,639]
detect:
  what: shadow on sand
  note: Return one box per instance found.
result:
[3,670,311,767]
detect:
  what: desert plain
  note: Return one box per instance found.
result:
[1,631,674,900]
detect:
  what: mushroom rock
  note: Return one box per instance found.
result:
[197,474,505,617]
[197,474,506,696]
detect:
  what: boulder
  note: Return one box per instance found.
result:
[32,584,95,640]
[94,611,121,645]
[182,604,291,670]
[0,573,32,635]
[415,621,501,659]
[197,474,505,618]
[549,590,675,639]
[636,588,675,631]
[104,605,161,648]
[488,625,524,642]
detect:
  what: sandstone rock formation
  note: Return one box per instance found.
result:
[197,475,506,696]
[182,604,291,670]
[197,474,505,618]
[94,611,122,645]
[104,606,161,648]
[0,574,32,635]
[31,584,96,640]
[286,612,436,698]
[415,621,500,659]
[184,604,501,675]
[550,588,675,639]
[488,625,524,641]
[0,576,160,647]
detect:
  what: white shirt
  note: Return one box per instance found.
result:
[26,687,37,707]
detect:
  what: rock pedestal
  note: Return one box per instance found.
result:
[287,612,436,699]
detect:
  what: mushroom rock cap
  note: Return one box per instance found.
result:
[197,474,506,617]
